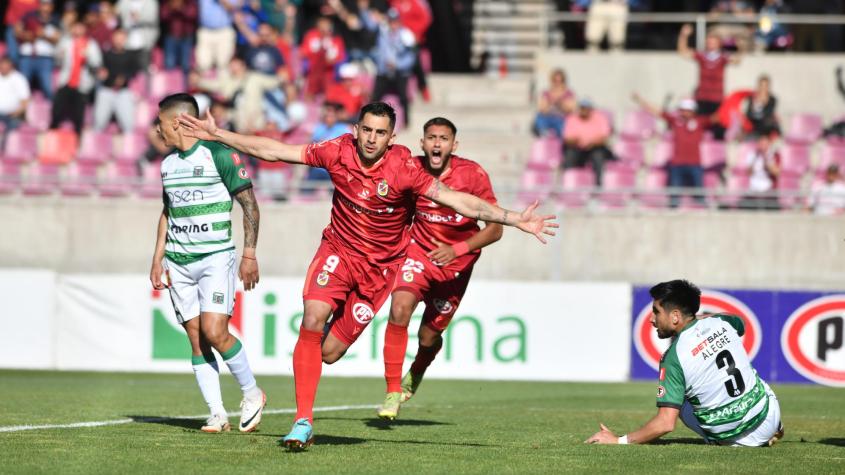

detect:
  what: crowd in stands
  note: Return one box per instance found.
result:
[0,0,433,200]
[529,21,845,214]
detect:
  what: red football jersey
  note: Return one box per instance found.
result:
[409,155,497,255]
[302,134,436,264]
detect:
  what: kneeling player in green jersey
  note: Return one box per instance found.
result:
[150,93,266,434]
[586,279,784,447]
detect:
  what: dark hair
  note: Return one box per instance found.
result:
[158,93,199,118]
[358,102,396,129]
[649,279,701,317]
[423,117,457,136]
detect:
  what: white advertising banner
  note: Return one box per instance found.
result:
[12,273,634,382]
[0,269,56,369]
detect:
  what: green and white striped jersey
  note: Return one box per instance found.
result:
[161,140,252,265]
[656,314,770,442]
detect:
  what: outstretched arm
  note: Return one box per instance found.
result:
[234,187,260,291]
[677,24,694,59]
[179,111,305,164]
[631,92,661,117]
[424,180,557,244]
[585,407,680,445]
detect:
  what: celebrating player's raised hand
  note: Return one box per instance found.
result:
[514,200,558,244]
[178,110,219,141]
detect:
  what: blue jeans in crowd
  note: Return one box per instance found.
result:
[18,55,54,99]
[668,165,704,208]
[533,112,565,138]
[163,35,194,77]
[5,28,19,65]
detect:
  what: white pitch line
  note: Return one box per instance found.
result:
[0,404,378,434]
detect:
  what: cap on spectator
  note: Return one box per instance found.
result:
[578,98,594,109]
[387,8,400,21]
[338,63,359,79]
[679,99,697,111]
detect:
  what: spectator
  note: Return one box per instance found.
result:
[16,0,61,100]
[300,16,346,99]
[739,134,780,210]
[59,1,80,39]
[708,0,755,53]
[389,0,432,101]
[325,62,367,122]
[86,1,120,52]
[583,0,630,52]
[254,121,291,200]
[808,165,845,216]
[262,0,298,38]
[196,0,240,74]
[303,102,351,186]
[160,0,198,79]
[116,0,159,70]
[754,0,790,52]
[233,0,268,59]
[197,56,248,106]
[634,94,709,208]
[532,68,575,138]
[369,8,415,128]
[235,22,288,132]
[0,56,31,146]
[326,0,378,63]
[94,29,139,133]
[744,74,780,139]
[4,0,40,65]
[677,23,739,140]
[562,98,613,185]
[50,21,101,135]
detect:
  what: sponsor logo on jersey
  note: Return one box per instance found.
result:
[231,152,241,165]
[166,189,206,204]
[238,168,249,179]
[358,188,371,200]
[377,179,389,197]
[415,210,459,223]
[352,303,375,324]
[402,271,414,283]
[656,385,666,398]
[212,292,224,304]
[781,295,845,387]
[633,290,762,371]
[316,270,329,287]
[193,166,204,177]
[170,223,209,233]
[433,298,454,315]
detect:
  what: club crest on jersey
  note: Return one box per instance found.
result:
[377,179,389,197]
[402,271,414,283]
[193,166,204,177]
[352,303,375,324]
[231,152,241,165]
[239,168,249,179]
[212,292,224,304]
[657,385,666,398]
[316,270,330,287]
[433,298,453,315]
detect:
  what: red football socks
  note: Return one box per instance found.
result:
[293,327,324,423]
[383,322,409,393]
[410,337,442,376]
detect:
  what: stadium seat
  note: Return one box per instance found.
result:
[731,141,757,171]
[786,113,823,144]
[77,130,113,165]
[21,163,62,196]
[597,108,615,133]
[38,130,79,165]
[558,168,594,208]
[620,110,657,140]
[99,163,137,197]
[25,96,51,131]
[720,170,749,208]
[700,140,727,170]
[129,74,148,98]
[612,139,644,170]
[0,162,22,194]
[598,167,636,209]
[150,70,186,101]
[817,142,845,174]
[138,160,163,199]
[779,143,811,176]
[777,173,802,209]
[638,169,668,208]
[650,139,673,169]
[517,167,554,205]
[526,136,563,170]
[2,129,38,164]
[114,132,149,164]
[134,101,157,130]
[61,162,99,197]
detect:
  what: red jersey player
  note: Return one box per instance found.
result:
[178,102,557,451]
[377,117,502,419]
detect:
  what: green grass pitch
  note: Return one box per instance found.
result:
[1,370,843,474]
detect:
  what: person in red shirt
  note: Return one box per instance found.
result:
[325,62,367,122]
[375,116,502,419]
[677,24,740,140]
[390,0,432,101]
[300,16,346,99]
[633,93,711,208]
[178,101,557,451]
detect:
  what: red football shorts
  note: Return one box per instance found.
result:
[392,242,476,332]
[303,238,399,345]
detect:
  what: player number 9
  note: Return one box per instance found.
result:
[323,255,340,273]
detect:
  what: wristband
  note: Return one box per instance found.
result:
[618,435,628,445]
[242,255,256,260]
[452,241,470,257]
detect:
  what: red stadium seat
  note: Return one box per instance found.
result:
[620,110,657,140]
[598,167,636,209]
[779,143,811,175]
[786,113,823,144]
[777,173,802,209]
[38,130,78,165]
[817,142,845,174]
[731,141,757,172]
[517,167,554,206]
[114,132,149,164]
[21,163,62,196]
[612,139,644,170]
[558,168,594,208]
[150,70,186,101]
[699,140,727,170]
[638,169,668,208]
[720,170,749,208]
[0,162,22,194]
[26,96,51,131]
[134,101,157,130]
[61,162,99,197]
[99,163,137,197]
[2,129,38,164]
[77,130,114,165]
[650,139,673,169]
[526,136,563,170]
[138,160,163,199]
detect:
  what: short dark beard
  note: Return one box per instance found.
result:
[425,154,450,177]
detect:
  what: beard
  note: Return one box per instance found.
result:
[656,328,672,339]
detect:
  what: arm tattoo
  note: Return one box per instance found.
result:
[428,179,442,200]
[235,188,260,249]
[502,210,509,225]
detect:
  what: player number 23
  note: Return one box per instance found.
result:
[401,258,424,274]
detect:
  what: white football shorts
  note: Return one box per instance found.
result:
[164,250,237,323]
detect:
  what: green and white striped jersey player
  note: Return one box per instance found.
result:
[150,94,266,435]
[587,280,784,447]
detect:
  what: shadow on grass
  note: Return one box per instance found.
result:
[314,416,453,431]
[819,438,845,447]
[257,432,493,448]
[650,438,706,446]
[126,415,202,431]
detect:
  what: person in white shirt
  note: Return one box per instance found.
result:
[809,165,845,216]
[740,134,780,210]
[0,56,31,146]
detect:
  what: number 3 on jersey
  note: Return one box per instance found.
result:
[716,350,745,397]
